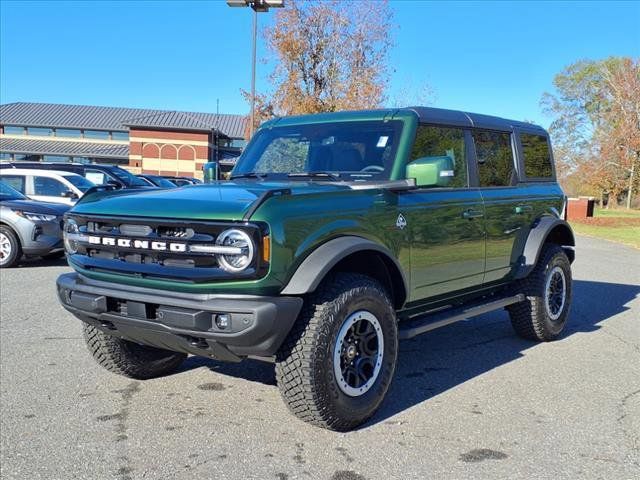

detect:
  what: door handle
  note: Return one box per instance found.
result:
[462,209,484,219]
[515,205,533,215]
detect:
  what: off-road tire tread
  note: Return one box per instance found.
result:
[275,273,396,431]
[83,324,186,379]
[508,243,571,341]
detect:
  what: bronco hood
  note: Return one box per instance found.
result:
[70,180,353,221]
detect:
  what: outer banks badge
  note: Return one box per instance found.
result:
[396,213,407,230]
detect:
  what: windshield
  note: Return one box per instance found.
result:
[63,174,95,192]
[233,120,403,180]
[109,166,151,187]
[147,175,178,188]
[0,181,27,201]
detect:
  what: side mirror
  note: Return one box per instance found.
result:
[406,156,455,188]
[62,190,79,199]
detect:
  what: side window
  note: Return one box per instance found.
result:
[1,175,25,193]
[473,130,515,187]
[410,125,467,188]
[521,133,553,179]
[85,170,108,185]
[33,176,68,196]
[255,137,309,173]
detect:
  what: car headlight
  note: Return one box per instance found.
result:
[15,211,57,222]
[63,218,80,254]
[215,229,254,272]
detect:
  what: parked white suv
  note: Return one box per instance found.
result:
[0,169,95,205]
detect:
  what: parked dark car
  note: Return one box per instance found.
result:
[163,176,202,186]
[0,181,69,267]
[0,162,152,189]
[136,174,178,188]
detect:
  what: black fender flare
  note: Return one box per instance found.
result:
[280,236,409,304]
[515,216,575,279]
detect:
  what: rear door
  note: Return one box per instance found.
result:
[399,125,486,301]
[472,129,529,284]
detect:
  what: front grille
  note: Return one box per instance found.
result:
[66,214,268,282]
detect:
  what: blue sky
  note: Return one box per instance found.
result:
[1,0,638,128]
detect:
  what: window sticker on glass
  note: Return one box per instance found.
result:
[377,136,389,148]
[86,172,106,185]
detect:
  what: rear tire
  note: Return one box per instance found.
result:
[0,226,22,268]
[508,243,572,341]
[83,324,187,379]
[275,273,398,431]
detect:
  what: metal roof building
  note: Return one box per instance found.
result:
[0,102,247,137]
[0,102,248,177]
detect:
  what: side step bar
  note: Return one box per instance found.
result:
[398,294,525,340]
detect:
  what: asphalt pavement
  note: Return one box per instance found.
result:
[1,235,638,480]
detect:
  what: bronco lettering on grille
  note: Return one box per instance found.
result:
[87,235,187,252]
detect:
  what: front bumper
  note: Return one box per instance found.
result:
[56,273,303,361]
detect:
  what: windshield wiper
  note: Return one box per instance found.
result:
[287,171,341,181]
[230,172,267,180]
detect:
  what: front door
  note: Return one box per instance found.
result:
[399,125,486,302]
[31,175,75,205]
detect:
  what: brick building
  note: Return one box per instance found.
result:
[0,102,248,178]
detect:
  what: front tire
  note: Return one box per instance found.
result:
[276,273,398,431]
[0,226,22,268]
[83,324,187,379]
[508,244,572,341]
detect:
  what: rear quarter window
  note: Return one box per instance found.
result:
[1,175,25,193]
[521,133,553,179]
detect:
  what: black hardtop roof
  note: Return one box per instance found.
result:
[264,106,547,135]
[405,106,547,134]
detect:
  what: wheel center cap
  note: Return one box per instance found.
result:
[345,345,357,361]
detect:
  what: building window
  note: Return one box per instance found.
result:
[83,130,110,140]
[43,155,71,163]
[473,130,516,187]
[0,153,12,160]
[3,126,26,135]
[56,128,82,138]
[14,154,42,162]
[73,157,92,164]
[111,131,129,141]
[521,133,553,179]
[27,127,54,136]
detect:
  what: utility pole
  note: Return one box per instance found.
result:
[226,0,284,139]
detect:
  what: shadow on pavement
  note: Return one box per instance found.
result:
[178,279,640,426]
[15,256,68,268]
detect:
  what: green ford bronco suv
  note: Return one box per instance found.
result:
[57,107,575,431]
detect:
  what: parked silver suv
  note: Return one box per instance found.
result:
[0,182,69,267]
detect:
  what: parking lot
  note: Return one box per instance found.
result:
[0,235,638,480]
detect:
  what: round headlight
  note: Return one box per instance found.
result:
[215,229,254,272]
[63,218,79,254]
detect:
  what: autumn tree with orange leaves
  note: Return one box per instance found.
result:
[245,0,393,134]
[542,57,639,208]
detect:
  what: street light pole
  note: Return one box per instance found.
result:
[250,7,258,138]
[227,0,284,139]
